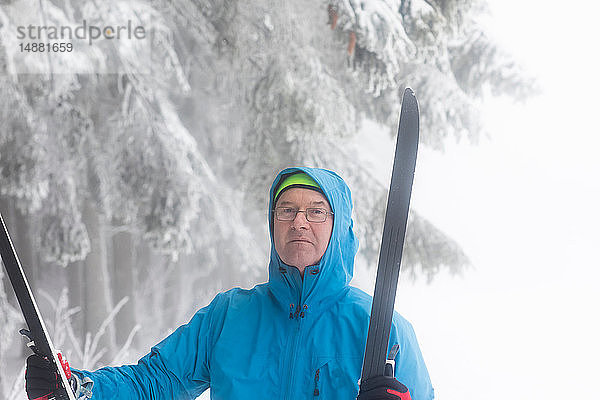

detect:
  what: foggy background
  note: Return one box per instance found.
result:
[1,0,597,399]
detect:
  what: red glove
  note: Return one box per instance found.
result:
[357,375,412,400]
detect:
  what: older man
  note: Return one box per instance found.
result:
[26,167,434,400]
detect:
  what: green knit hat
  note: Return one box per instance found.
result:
[273,172,323,204]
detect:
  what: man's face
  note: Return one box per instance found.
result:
[273,188,334,275]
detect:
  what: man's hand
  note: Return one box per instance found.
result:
[25,354,60,400]
[357,375,412,400]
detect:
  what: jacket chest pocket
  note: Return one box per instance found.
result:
[311,356,361,399]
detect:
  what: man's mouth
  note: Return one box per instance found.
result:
[289,239,312,244]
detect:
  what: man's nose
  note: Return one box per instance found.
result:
[290,210,310,229]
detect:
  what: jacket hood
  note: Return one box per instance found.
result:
[267,167,359,308]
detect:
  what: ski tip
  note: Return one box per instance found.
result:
[401,87,419,116]
[402,88,417,108]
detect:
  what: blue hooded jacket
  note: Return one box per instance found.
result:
[74,167,434,399]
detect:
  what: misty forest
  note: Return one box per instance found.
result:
[0,0,534,398]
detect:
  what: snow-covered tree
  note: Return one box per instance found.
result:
[0,0,534,392]
[165,0,533,277]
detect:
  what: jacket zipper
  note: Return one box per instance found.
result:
[281,266,315,399]
[313,368,321,397]
[283,303,303,400]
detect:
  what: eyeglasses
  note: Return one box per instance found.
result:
[273,207,334,223]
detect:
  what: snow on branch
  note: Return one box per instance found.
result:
[99,89,207,259]
[403,210,471,281]
[40,175,91,267]
[327,0,417,94]
[247,53,357,167]
[0,78,50,213]
[449,27,539,99]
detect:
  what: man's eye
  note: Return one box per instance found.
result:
[281,208,296,214]
[309,209,325,215]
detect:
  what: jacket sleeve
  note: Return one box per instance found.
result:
[391,314,435,400]
[72,294,224,400]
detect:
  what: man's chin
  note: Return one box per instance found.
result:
[282,254,317,270]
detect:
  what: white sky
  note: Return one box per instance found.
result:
[356,1,600,399]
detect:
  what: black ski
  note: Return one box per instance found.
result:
[361,88,419,381]
[0,213,76,400]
